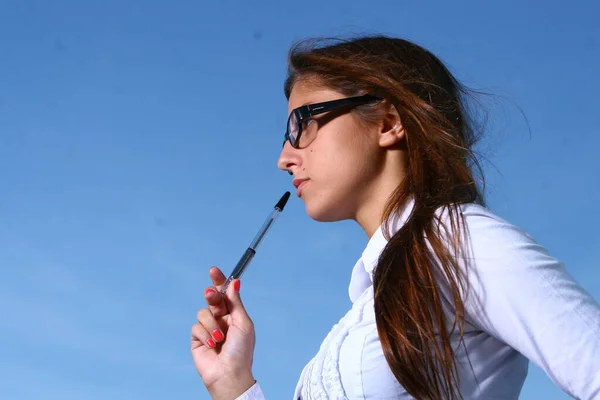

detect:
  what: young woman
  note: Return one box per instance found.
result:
[190,35,600,399]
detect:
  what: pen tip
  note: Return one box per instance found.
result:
[275,191,291,211]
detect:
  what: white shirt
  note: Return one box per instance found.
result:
[236,202,600,399]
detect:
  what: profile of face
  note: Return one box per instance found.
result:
[277,79,406,225]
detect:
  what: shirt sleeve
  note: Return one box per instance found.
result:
[234,381,266,400]
[462,207,600,399]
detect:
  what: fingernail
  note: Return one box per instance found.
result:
[234,280,241,292]
[212,329,224,342]
[206,338,216,348]
[204,288,215,296]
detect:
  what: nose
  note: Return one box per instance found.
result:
[277,141,302,175]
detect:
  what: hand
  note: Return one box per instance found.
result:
[191,267,256,400]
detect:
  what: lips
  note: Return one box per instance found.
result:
[293,178,309,196]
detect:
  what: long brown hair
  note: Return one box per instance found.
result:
[284,35,486,399]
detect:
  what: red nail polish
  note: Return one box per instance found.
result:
[212,329,224,342]
[204,288,214,296]
[234,280,241,292]
[206,338,216,348]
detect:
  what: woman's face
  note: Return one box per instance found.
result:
[277,79,402,224]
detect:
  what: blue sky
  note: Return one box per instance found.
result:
[0,0,598,399]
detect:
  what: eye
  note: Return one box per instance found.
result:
[298,118,318,147]
[302,119,316,130]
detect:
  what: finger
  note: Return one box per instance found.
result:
[204,286,228,319]
[191,322,216,350]
[203,266,228,318]
[224,279,252,329]
[209,266,227,290]
[196,308,226,344]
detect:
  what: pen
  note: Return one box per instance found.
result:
[220,191,291,294]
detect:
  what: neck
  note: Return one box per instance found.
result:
[355,152,406,238]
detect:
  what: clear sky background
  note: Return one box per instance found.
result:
[0,0,598,399]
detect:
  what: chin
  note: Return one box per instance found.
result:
[303,196,350,223]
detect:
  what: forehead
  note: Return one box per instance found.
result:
[287,79,341,113]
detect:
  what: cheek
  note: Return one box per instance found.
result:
[303,152,368,221]
[309,116,380,184]
[313,140,372,193]
[301,124,382,220]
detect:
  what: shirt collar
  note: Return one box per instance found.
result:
[348,198,415,303]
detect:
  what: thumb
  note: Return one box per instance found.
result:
[225,279,251,324]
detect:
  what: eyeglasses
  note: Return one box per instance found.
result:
[283,94,381,149]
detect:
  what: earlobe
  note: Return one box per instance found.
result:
[379,126,405,147]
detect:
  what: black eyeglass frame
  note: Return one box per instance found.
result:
[283,94,381,149]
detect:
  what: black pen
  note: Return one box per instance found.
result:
[220,191,291,294]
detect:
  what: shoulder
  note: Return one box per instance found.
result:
[445,206,600,400]
[453,203,551,272]
[432,202,571,321]
[459,203,535,244]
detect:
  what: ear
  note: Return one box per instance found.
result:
[378,103,405,148]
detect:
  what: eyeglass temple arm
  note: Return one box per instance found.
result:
[305,95,380,117]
